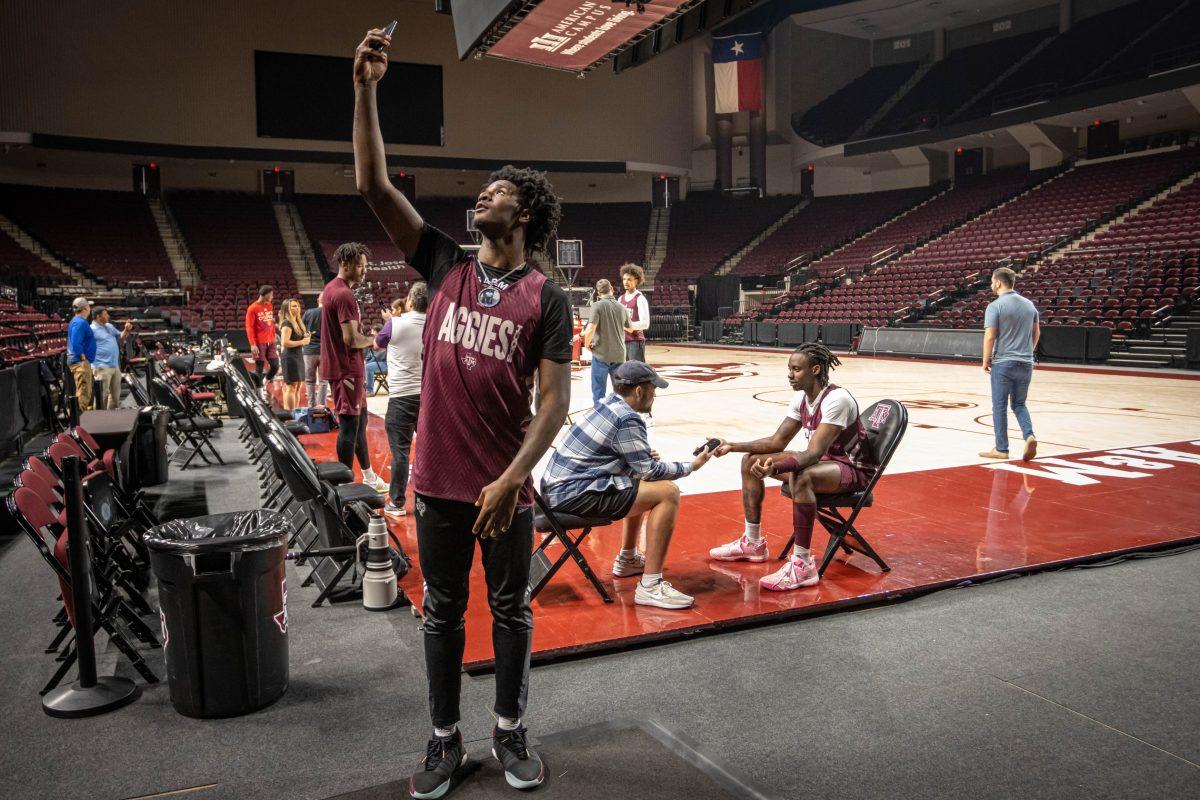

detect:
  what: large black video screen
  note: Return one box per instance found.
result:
[255,51,443,146]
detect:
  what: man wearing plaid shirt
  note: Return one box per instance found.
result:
[541,361,713,609]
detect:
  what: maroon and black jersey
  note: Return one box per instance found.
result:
[408,225,572,507]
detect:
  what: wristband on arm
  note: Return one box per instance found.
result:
[772,456,800,476]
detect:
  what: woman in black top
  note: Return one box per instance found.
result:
[278,298,310,410]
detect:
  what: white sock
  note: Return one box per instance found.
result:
[792,544,812,562]
[434,724,457,738]
[640,572,662,588]
[618,548,637,559]
[744,522,762,542]
[497,716,520,731]
[362,468,377,483]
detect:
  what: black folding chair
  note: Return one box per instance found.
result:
[777,399,908,576]
[529,491,613,603]
[149,377,225,469]
[366,349,388,396]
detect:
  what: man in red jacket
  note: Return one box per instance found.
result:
[245,285,278,400]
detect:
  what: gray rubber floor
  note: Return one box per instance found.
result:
[0,425,1197,800]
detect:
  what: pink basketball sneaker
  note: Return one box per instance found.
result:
[759,556,819,591]
[708,534,768,562]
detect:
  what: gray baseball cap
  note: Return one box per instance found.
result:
[612,360,668,389]
[71,297,91,311]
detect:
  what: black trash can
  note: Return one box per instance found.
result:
[145,510,291,718]
[130,406,171,488]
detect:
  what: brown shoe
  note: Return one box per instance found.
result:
[1022,436,1038,461]
[978,449,1009,459]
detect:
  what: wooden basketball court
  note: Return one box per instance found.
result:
[309,344,1200,668]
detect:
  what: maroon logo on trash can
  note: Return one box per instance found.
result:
[273,577,289,634]
[868,404,892,429]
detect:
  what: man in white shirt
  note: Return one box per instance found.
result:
[619,263,650,364]
[375,282,428,516]
[708,342,877,591]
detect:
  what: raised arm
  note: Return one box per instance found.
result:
[353,28,423,257]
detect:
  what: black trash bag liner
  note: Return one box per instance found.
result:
[144,509,291,553]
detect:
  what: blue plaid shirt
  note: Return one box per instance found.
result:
[541,393,692,508]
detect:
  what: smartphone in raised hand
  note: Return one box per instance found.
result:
[372,20,397,50]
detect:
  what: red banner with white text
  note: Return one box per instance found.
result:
[487,1,688,72]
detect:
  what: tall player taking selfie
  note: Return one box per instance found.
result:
[352,26,572,798]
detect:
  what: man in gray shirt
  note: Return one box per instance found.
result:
[584,278,631,407]
[981,266,1039,461]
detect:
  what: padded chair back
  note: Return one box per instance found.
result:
[46,442,78,472]
[25,456,62,495]
[150,378,187,415]
[9,488,74,623]
[124,372,152,406]
[16,469,63,511]
[265,431,322,503]
[859,400,908,482]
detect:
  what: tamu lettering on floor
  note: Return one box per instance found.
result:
[985,441,1200,486]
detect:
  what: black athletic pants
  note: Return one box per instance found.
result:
[255,356,279,384]
[385,394,420,506]
[336,412,371,472]
[415,493,533,728]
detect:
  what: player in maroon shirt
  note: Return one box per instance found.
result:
[354,26,571,798]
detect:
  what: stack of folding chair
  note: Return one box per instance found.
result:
[8,426,162,695]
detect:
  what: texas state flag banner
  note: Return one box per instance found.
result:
[713,33,763,114]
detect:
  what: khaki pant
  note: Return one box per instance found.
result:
[70,360,94,412]
[94,366,122,410]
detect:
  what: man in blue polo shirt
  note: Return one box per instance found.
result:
[980,267,1040,461]
[66,297,96,412]
[90,307,132,409]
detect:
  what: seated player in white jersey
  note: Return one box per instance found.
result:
[708,342,876,591]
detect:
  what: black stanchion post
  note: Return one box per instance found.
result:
[42,455,141,718]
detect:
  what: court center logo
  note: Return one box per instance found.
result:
[651,362,758,383]
[898,400,976,410]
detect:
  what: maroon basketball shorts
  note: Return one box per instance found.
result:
[823,457,873,493]
[328,373,366,416]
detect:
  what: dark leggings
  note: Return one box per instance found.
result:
[336,412,371,471]
[416,494,533,728]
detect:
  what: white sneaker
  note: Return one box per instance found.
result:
[383,502,406,517]
[363,475,387,494]
[612,551,645,578]
[634,579,693,609]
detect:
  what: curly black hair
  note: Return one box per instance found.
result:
[487,165,562,256]
[794,341,841,385]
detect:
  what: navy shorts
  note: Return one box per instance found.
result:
[551,479,640,521]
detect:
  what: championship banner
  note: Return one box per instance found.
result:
[713,32,763,114]
[487,1,689,72]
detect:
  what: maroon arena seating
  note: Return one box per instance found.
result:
[0,184,174,287]
[733,186,935,278]
[926,162,1200,336]
[656,194,799,281]
[0,228,70,284]
[169,192,297,332]
[774,148,1200,328]
[555,202,650,288]
[793,62,922,146]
